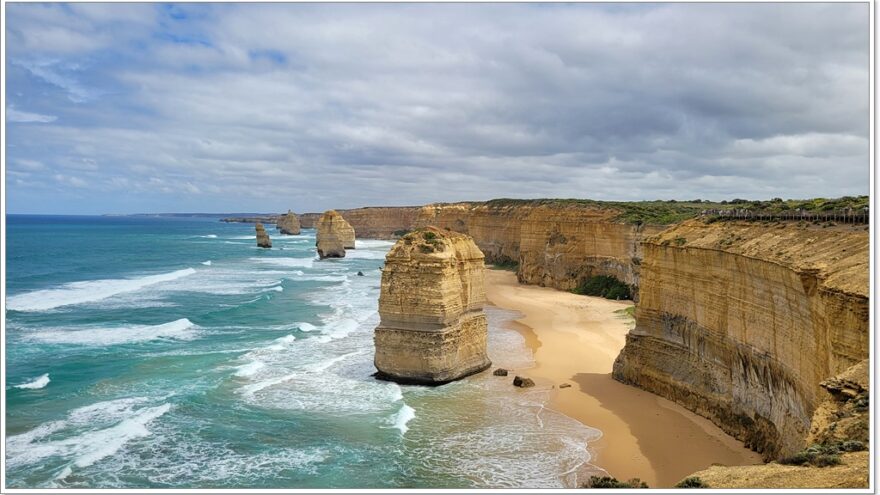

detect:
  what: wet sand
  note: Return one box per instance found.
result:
[484,269,763,488]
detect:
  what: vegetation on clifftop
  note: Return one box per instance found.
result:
[480,195,867,225]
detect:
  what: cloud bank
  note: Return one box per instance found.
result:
[4,3,869,214]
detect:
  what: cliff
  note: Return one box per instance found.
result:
[374,227,491,384]
[315,210,356,259]
[255,222,272,248]
[299,200,682,295]
[613,219,869,460]
[413,202,667,294]
[276,210,301,235]
[685,360,869,488]
[299,207,421,238]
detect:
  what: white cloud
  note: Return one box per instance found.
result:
[6,105,57,123]
[3,3,871,213]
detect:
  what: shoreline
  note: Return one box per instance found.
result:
[484,269,763,488]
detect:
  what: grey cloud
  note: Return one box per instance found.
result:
[4,3,870,214]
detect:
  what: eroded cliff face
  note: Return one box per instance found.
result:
[613,220,869,460]
[687,360,869,488]
[413,203,664,293]
[300,207,421,238]
[276,210,301,235]
[315,210,356,259]
[374,227,491,384]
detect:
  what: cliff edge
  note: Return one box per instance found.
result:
[613,219,869,460]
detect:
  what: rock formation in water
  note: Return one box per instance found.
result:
[276,210,301,235]
[255,222,272,248]
[612,219,868,460]
[374,227,491,384]
[315,210,356,258]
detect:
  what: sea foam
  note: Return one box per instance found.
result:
[14,373,50,390]
[392,404,416,435]
[29,318,199,346]
[6,398,171,481]
[6,268,197,312]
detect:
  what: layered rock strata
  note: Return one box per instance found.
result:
[255,223,272,248]
[315,210,356,259]
[300,202,667,296]
[298,207,421,238]
[412,202,665,295]
[686,360,869,488]
[374,227,491,384]
[276,210,301,235]
[613,220,869,460]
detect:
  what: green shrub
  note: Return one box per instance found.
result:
[585,476,648,488]
[491,259,519,271]
[392,229,411,237]
[779,443,847,467]
[674,477,707,488]
[423,231,437,241]
[840,440,867,452]
[573,275,631,300]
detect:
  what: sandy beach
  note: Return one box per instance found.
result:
[484,269,763,488]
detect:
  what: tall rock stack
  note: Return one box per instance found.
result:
[374,226,491,384]
[315,210,356,259]
[255,222,272,248]
[276,210,301,235]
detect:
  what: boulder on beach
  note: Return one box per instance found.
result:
[513,376,535,388]
[493,368,509,376]
[316,210,356,259]
[255,223,272,249]
[374,227,491,384]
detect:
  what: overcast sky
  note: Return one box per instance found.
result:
[4,3,870,214]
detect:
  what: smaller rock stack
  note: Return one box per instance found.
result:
[276,210,301,235]
[255,222,272,248]
[316,210,356,259]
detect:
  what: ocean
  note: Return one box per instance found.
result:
[5,215,602,489]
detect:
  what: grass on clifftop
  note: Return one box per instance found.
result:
[480,196,868,225]
[482,198,732,225]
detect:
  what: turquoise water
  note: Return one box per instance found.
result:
[5,215,601,489]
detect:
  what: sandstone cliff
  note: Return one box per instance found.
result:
[276,210,301,235]
[413,202,666,295]
[315,210,356,259]
[374,227,491,384]
[255,222,272,248]
[613,219,869,460]
[299,207,421,238]
[685,360,869,488]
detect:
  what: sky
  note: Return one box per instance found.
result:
[4,3,871,214]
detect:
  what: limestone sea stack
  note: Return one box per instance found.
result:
[315,210,356,259]
[374,227,491,384]
[276,210,301,235]
[255,222,272,248]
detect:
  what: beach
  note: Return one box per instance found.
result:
[484,268,763,488]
